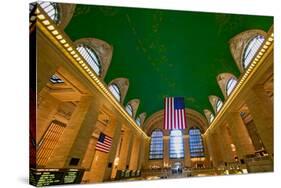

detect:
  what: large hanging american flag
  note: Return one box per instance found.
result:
[96,132,113,153]
[164,97,187,130]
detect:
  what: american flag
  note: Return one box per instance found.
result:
[164,97,187,130]
[96,132,113,153]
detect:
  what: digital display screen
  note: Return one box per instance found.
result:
[30,168,84,186]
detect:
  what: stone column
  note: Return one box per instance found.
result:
[125,133,134,169]
[217,125,235,163]
[227,112,255,160]
[202,135,210,167]
[84,117,121,183]
[142,138,150,169]
[102,120,122,181]
[163,136,169,167]
[183,135,191,167]
[129,134,141,170]
[46,96,98,168]
[137,137,145,169]
[246,86,273,155]
[204,132,214,168]
[117,129,133,170]
[212,131,225,167]
[64,100,103,169]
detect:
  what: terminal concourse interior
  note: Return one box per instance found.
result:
[29,1,274,186]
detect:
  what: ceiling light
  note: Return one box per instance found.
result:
[52,30,59,35]
[42,20,50,25]
[37,14,45,20]
[60,39,66,44]
[47,25,55,30]
[56,35,62,40]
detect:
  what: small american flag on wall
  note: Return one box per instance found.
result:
[164,97,187,130]
[96,132,113,153]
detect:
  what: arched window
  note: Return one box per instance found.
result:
[50,74,64,84]
[189,128,204,158]
[242,35,265,69]
[169,130,184,159]
[125,104,133,117]
[216,99,223,113]
[226,77,238,96]
[149,130,163,159]
[136,117,141,126]
[39,1,60,24]
[76,44,101,76]
[109,84,121,102]
[209,113,214,123]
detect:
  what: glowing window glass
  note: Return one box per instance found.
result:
[109,84,121,102]
[49,74,64,84]
[169,130,184,159]
[189,128,204,158]
[39,2,60,23]
[149,130,163,159]
[216,99,223,113]
[125,104,133,117]
[209,113,214,123]
[136,117,141,126]
[226,77,238,96]
[243,35,265,69]
[77,44,101,76]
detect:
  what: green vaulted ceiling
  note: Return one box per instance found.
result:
[65,4,273,119]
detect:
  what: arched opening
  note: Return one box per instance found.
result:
[136,117,141,126]
[39,1,60,24]
[189,128,204,158]
[226,77,238,96]
[216,98,223,113]
[125,104,133,117]
[149,130,163,159]
[76,44,102,76]
[169,130,184,159]
[108,84,121,102]
[242,35,265,69]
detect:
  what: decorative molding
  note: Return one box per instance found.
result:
[139,112,147,128]
[58,4,76,30]
[203,109,213,124]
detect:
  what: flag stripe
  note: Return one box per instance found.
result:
[163,97,187,130]
[96,133,112,153]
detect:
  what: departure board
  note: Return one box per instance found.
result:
[30,168,84,186]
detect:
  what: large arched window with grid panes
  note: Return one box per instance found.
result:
[149,130,163,159]
[226,77,238,96]
[216,98,223,113]
[169,130,184,159]
[189,128,204,158]
[109,84,121,102]
[125,104,133,117]
[76,44,101,76]
[38,1,60,24]
[242,35,265,69]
